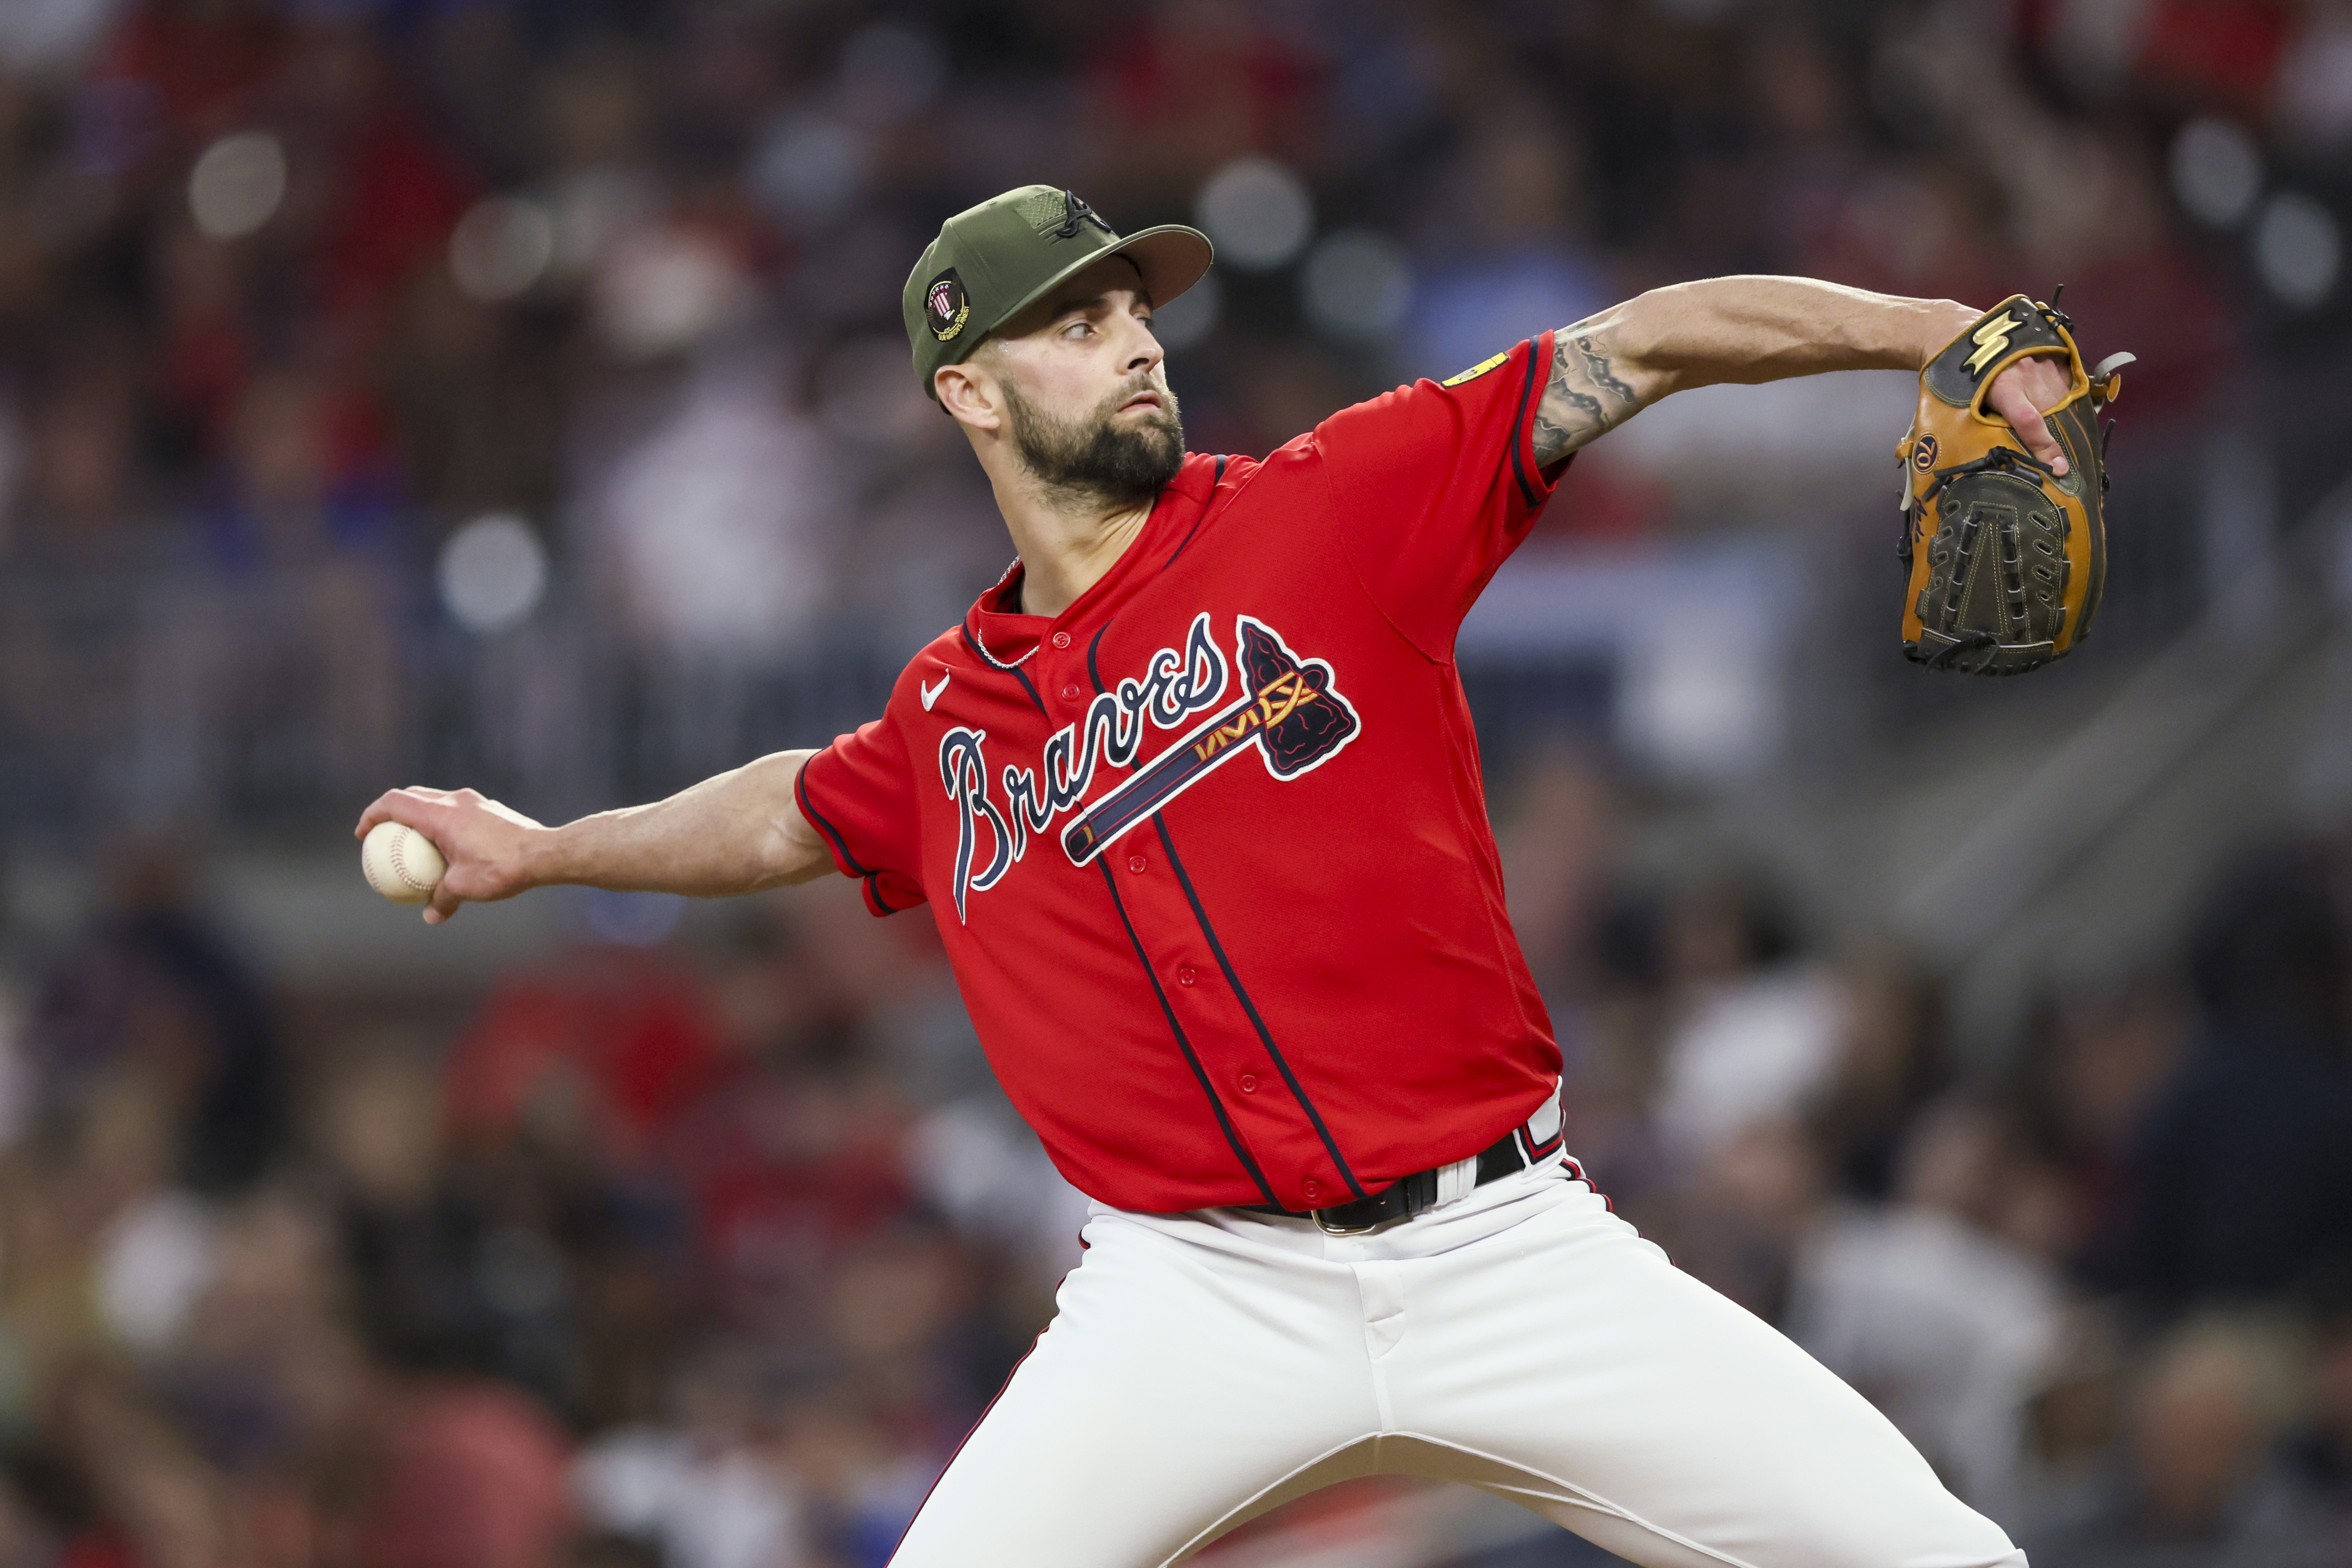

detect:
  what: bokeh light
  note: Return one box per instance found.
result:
[437,513,549,635]
[2254,192,2343,309]
[449,196,556,303]
[2169,117,2263,229]
[592,226,748,359]
[1195,156,1314,271]
[187,130,286,240]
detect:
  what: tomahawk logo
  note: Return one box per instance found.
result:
[1060,617,1359,865]
[935,615,1360,922]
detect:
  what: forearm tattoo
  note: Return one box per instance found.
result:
[1532,323,1644,468]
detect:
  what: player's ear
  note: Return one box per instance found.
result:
[935,354,1003,433]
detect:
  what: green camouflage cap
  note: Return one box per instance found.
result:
[904,185,1213,400]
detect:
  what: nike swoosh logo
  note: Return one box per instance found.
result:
[921,672,950,711]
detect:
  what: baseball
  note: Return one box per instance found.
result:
[362,820,447,904]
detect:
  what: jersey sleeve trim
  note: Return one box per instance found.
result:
[794,748,871,877]
[1507,334,1546,510]
[861,874,895,916]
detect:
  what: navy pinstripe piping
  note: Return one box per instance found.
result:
[1086,623,1113,696]
[1162,455,1227,569]
[1091,611,1368,1200]
[1007,660,1045,715]
[793,754,871,876]
[1091,615,1375,1199]
[1150,819,1369,1200]
[1096,857,1280,1207]
[1088,618,1284,1207]
[862,874,893,915]
[1507,337,1543,510]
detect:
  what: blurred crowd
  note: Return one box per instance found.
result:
[0,1,2348,1567]
[0,0,2340,821]
[1493,753,2352,1568]
[8,755,2352,1568]
[0,850,1089,1568]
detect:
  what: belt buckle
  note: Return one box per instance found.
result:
[1311,1206,1381,1236]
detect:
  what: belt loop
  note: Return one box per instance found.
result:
[1434,1154,1479,1207]
[1525,1080,1564,1150]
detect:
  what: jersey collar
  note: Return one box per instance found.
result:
[962,453,1223,667]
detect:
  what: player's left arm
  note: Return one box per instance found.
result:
[1531,275,2074,474]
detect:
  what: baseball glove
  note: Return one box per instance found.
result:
[1896,293,2134,675]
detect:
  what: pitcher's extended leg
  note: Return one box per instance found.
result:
[890,1209,1381,1568]
[1381,1176,2025,1568]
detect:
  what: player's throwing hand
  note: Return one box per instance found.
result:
[355,786,547,923]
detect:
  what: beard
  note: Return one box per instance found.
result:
[1001,374,1185,507]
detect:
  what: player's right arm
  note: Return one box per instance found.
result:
[356,749,835,925]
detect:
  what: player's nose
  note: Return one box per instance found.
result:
[1118,305,1164,375]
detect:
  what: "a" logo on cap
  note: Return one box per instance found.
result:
[1052,190,1113,240]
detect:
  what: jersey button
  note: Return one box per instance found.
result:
[1051,630,1072,649]
[1177,965,1197,987]
[1127,854,1147,874]
[1061,682,1081,701]
[1302,1180,1322,1203]
[1238,1073,1257,1093]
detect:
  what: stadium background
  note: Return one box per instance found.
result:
[1,1,2350,1564]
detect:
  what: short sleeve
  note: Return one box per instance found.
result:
[795,716,928,918]
[1314,331,1562,656]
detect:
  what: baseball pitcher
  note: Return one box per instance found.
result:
[364,184,2125,1568]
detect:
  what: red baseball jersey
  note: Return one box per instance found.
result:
[797,333,1566,1213]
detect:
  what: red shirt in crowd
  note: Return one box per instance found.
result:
[798,335,1566,1213]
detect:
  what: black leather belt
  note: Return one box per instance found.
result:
[1240,1124,1535,1235]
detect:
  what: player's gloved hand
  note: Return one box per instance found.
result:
[1896,293,2131,676]
[1983,353,2075,476]
[356,786,547,924]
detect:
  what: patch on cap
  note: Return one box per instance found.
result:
[925,268,970,342]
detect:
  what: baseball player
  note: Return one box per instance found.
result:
[363,185,2076,1567]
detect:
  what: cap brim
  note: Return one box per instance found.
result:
[992,224,1215,342]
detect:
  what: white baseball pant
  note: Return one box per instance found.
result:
[891,1152,2027,1568]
